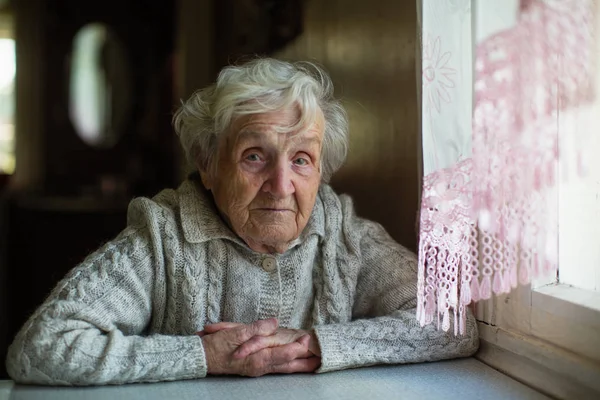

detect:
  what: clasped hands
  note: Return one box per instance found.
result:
[198,318,321,377]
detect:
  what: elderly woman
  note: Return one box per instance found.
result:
[6,58,478,385]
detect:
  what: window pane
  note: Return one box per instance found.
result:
[558,105,600,292]
[0,32,15,174]
[557,30,600,292]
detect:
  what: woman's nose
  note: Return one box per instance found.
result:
[262,161,295,198]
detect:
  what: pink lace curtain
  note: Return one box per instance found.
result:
[416,0,597,333]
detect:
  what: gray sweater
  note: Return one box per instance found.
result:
[6,179,478,386]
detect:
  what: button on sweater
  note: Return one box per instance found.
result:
[6,179,479,385]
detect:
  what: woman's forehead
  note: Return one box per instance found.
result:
[234,107,302,130]
[234,130,323,151]
[228,108,324,145]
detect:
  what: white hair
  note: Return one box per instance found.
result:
[172,58,349,182]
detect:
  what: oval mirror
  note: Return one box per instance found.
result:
[69,23,131,147]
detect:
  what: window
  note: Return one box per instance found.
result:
[472,3,600,398]
[524,48,600,363]
[555,105,600,293]
[527,3,600,351]
[0,11,15,175]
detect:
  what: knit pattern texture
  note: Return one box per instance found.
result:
[6,179,479,385]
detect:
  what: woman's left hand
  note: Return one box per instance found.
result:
[201,320,322,360]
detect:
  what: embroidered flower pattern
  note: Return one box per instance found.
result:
[422,36,457,114]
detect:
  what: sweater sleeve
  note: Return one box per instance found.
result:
[313,209,479,373]
[5,198,207,386]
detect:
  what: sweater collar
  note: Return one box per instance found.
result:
[178,176,325,247]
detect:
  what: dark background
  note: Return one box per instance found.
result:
[0,0,419,378]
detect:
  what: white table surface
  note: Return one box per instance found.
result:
[0,358,548,400]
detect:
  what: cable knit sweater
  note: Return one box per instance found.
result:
[6,178,479,386]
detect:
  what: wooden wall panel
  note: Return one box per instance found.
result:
[277,0,420,250]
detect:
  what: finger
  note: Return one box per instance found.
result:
[233,333,310,359]
[294,335,314,358]
[203,322,245,334]
[237,318,278,342]
[196,330,206,338]
[296,334,310,348]
[234,335,281,359]
[264,340,311,365]
[243,341,312,377]
[271,356,322,374]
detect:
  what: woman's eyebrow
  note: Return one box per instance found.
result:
[236,130,265,143]
[234,130,272,148]
[289,135,322,149]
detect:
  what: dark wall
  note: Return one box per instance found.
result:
[40,0,177,197]
[1,0,176,378]
[214,0,303,67]
[277,0,420,251]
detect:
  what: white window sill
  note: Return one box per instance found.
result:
[533,283,600,326]
[477,322,600,399]
[527,283,600,362]
[476,282,600,398]
[0,360,548,400]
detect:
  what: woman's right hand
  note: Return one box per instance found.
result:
[200,318,320,377]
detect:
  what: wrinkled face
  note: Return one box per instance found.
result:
[200,106,324,254]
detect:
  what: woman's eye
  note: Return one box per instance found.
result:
[246,154,261,162]
[293,157,309,166]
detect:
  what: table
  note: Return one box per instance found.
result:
[1,358,548,400]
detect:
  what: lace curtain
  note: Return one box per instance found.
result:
[416,0,598,333]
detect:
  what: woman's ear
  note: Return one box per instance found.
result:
[197,164,213,190]
[198,137,222,191]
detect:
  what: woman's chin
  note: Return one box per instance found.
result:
[244,229,298,253]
